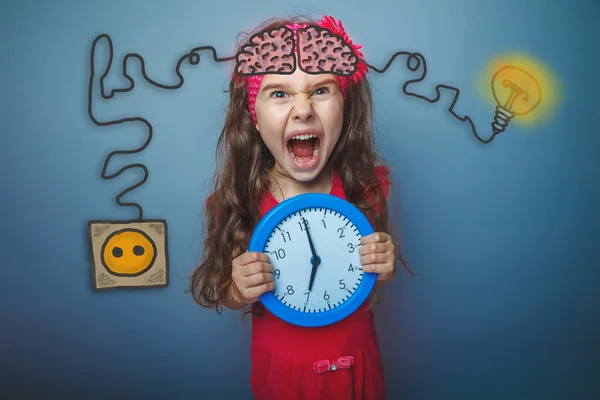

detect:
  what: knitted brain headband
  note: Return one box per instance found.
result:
[235,16,369,124]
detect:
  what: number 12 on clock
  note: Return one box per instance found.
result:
[251,193,377,327]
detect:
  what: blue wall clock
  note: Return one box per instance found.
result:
[248,193,377,327]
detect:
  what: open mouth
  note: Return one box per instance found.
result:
[286,134,321,167]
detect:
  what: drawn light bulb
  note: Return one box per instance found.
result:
[490,65,542,134]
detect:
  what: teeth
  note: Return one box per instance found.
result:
[287,133,320,162]
[291,134,317,140]
[290,148,319,160]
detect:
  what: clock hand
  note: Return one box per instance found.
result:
[303,218,319,260]
[302,218,321,292]
[308,257,320,292]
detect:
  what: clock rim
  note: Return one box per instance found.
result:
[249,193,376,328]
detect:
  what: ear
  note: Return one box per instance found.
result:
[255,123,260,132]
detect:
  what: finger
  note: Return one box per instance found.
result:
[360,232,391,245]
[244,281,276,300]
[360,252,393,265]
[233,262,271,284]
[242,262,274,277]
[363,262,395,276]
[358,241,393,256]
[246,271,274,288]
[238,251,270,266]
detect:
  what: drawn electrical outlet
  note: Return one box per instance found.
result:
[88,219,169,291]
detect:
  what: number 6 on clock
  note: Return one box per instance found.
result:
[249,193,377,327]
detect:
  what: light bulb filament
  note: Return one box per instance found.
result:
[501,79,529,111]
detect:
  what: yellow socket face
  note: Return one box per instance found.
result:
[101,229,157,276]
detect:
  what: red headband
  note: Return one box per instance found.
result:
[235,16,368,124]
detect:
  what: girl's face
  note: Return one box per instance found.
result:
[253,69,345,183]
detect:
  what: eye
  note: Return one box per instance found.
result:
[313,87,330,95]
[270,90,289,98]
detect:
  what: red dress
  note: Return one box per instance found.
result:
[250,167,390,400]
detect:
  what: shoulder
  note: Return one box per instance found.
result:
[373,165,390,182]
[203,192,220,221]
[205,192,216,205]
[372,165,391,199]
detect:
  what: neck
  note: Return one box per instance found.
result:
[268,164,333,202]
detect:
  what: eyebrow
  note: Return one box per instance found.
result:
[261,78,339,93]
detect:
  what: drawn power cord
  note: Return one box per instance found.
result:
[367,53,542,144]
[87,35,234,291]
[87,25,541,290]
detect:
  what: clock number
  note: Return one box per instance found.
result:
[298,218,309,231]
[321,219,327,229]
[338,228,345,238]
[323,291,330,301]
[348,263,355,272]
[280,231,292,242]
[273,249,286,260]
[287,285,294,295]
[339,279,346,289]
[347,243,355,253]
[274,269,280,279]
[304,291,310,303]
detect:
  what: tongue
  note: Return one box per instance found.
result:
[291,140,314,157]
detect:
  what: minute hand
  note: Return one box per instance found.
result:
[303,219,321,291]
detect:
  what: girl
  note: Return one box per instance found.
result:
[189,14,411,399]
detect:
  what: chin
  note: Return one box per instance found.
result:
[288,168,322,182]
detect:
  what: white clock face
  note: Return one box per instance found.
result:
[264,207,364,313]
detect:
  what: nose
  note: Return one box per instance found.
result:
[290,95,314,121]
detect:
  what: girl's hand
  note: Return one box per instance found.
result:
[231,251,276,304]
[359,232,396,283]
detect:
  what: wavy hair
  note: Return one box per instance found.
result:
[188,15,413,319]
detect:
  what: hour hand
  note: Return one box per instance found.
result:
[308,255,321,292]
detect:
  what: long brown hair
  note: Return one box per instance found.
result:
[188,15,413,318]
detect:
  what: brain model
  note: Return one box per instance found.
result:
[236,26,296,75]
[296,26,358,75]
[235,25,359,76]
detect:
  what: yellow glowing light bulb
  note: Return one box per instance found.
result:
[490,65,542,134]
